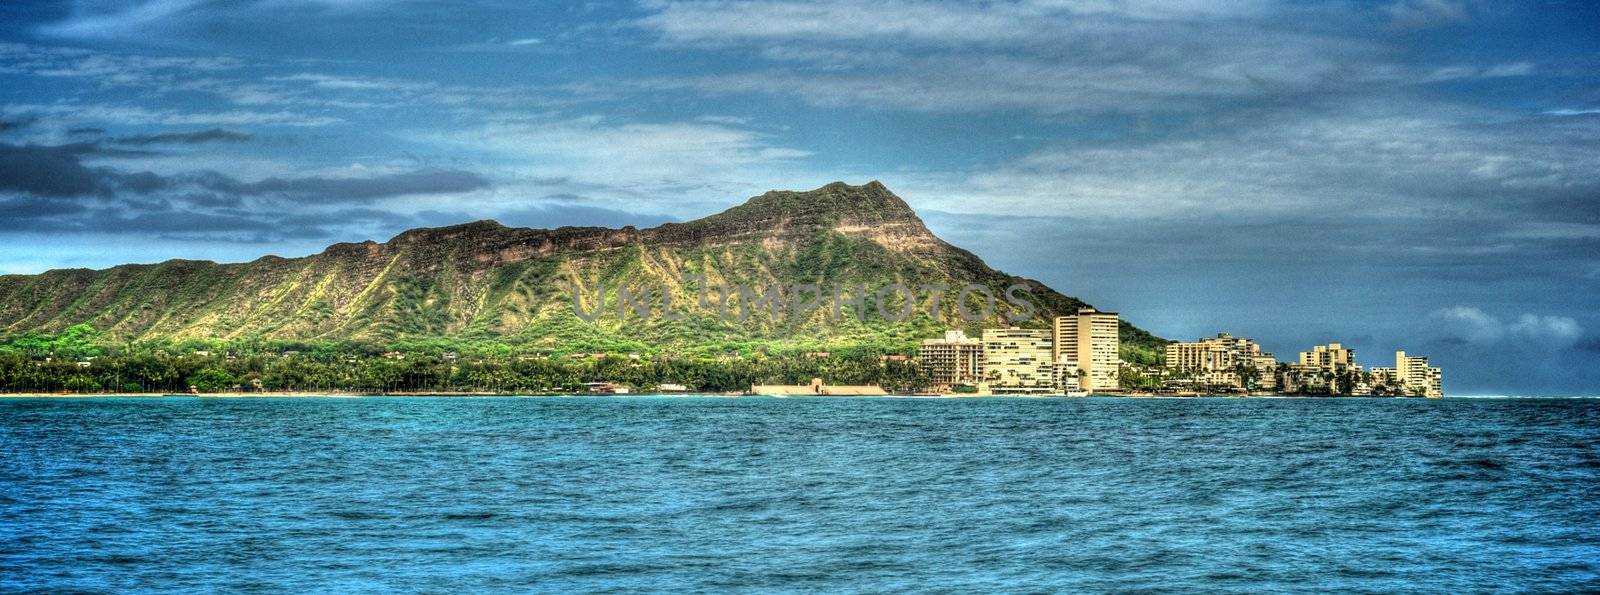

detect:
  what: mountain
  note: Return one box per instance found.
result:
[0,181,1166,360]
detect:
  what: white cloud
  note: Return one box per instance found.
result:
[1509,314,1584,345]
[630,0,1520,115]
[407,115,831,214]
[891,99,1599,221]
[1431,306,1585,348]
[37,0,407,40]
[37,0,211,39]
[4,102,342,127]
[638,0,1278,46]
[1432,306,1505,344]
[1383,0,1476,29]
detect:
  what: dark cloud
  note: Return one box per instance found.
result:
[0,142,111,197]
[542,192,590,202]
[0,142,167,198]
[1580,336,1600,353]
[0,117,35,133]
[194,168,491,202]
[0,141,493,245]
[0,141,488,205]
[67,127,106,136]
[0,195,89,219]
[111,128,252,145]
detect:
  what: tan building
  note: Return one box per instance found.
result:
[1165,333,1279,391]
[1396,351,1443,397]
[1299,343,1357,371]
[752,378,887,396]
[983,327,1055,394]
[1368,367,1397,392]
[1250,354,1280,391]
[1053,308,1120,392]
[919,330,984,391]
[1165,340,1231,372]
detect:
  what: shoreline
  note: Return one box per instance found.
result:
[1,391,1463,399]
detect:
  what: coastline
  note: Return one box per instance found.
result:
[0,391,1452,399]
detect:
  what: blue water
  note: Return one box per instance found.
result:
[2,397,1597,592]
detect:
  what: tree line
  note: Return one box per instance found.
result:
[0,324,931,394]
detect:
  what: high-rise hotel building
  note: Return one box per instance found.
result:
[1396,351,1443,398]
[919,330,984,391]
[981,327,1055,394]
[1299,343,1357,372]
[1053,308,1120,392]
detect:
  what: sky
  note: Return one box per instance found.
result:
[0,0,1598,394]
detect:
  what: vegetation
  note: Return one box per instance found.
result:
[0,325,931,394]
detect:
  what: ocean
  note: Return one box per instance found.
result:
[2,396,1596,592]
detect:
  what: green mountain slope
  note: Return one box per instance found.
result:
[0,182,1167,360]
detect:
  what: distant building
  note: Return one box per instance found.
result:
[1250,354,1280,391]
[1396,351,1443,397]
[983,327,1055,394]
[1368,366,1396,388]
[1279,363,1323,394]
[919,330,984,391]
[1165,333,1279,391]
[1299,343,1356,371]
[1053,309,1120,392]
[584,382,629,395]
[752,378,887,396]
[1165,339,1231,373]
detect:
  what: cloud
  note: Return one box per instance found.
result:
[0,116,35,133]
[0,194,90,219]
[1384,0,1477,29]
[36,0,212,39]
[638,0,1277,46]
[1508,314,1584,345]
[0,139,494,246]
[0,142,158,197]
[629,0,1521,115]
[0,41,242,85]
[194,168,492,202]
[1431,306,1506,344]
[36,0,405,41]
[111,128,252,145]
[5,102,341,127]
[1581,336,1600,354]
[1431,306,1585,348]
[493,202,678,230]
[893,98,1600,225]
[412,116,822,214]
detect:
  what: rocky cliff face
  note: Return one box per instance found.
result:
[0,181,1165,357]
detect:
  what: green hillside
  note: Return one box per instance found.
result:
[0,181,1167,361]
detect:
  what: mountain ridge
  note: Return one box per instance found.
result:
[0,181,1166,360]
